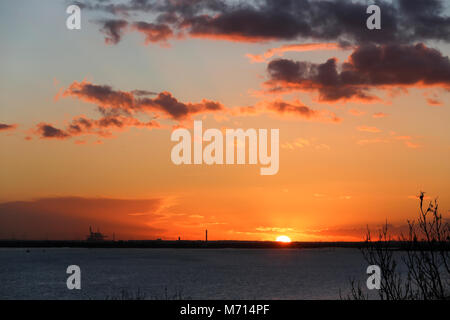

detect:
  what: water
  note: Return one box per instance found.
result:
[0,247,375,299]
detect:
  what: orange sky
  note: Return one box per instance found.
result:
[0,1,449,241]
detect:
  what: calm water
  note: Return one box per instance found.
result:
[0,247,379,299]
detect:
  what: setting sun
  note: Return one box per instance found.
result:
[276,236,292,243]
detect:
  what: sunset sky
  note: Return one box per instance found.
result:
[1,0,449,241]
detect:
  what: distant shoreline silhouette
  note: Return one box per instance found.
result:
[1,239,446,250]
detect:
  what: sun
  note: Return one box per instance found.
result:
[276,235,291,243]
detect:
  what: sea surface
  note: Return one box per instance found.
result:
[0,247,384,299]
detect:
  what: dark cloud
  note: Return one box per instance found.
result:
[98,19,128,44]
[182,7,312,42]
[98,19,174,45]
[0,197,164,240]
[266,43,450,102]
[348,43,450,86]
[61,81,225,120]
[0,123,17,131]
[84,0,450,45]
[34,81,225,142]
[270,101,317,117]
[265,100,341,122]
[36,123,71,139]
[62,82,135,109]
[35,115,159,140]
[139,91,224,119]
[132,21,173,44]
[72,114,159,132]
[398,0,450,41]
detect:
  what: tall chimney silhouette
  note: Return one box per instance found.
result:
[205,229,208,243]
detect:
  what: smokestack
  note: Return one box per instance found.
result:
[205,229,208,243]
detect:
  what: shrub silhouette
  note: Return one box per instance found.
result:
[345,192,449,300]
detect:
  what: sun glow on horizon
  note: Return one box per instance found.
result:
[276,235,291,243]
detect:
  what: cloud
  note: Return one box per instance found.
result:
[348,109,366,116]
[373,112,388,118]
[43,79,343,143]
[392,133,422,148]
[84,0,450,45]
[59,81,225,120]
[264,100,341,122]
[132,21,174,45]
[268,101,318,118]
[34,81,225,142]
[68,114,159,136]
[0,123,18,132]
[36,123,71,139]
[297,223,412,241]
[227,98,342,123]
[398,0,450,42]
[141,91,224,119]
[59,81,135,110]
[357,131,421,148]
[0,197,165,240]
[404,141,421,149]
[34,115,160,140]
[246,42,345,63]
[423,90,445,106]
[282,137,330,150]
[282,138,311,150]
[357,125,382,133]
[231,220,420,241]
[98,19,128,44]
[265,43,450,102]
[98,19,174,46]
[188,214,204,219]
[265,57,378,102]
[255,226,295,233]
[426,98,443,106]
